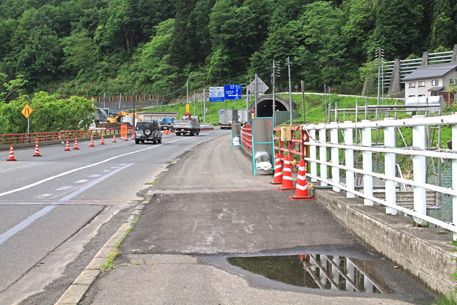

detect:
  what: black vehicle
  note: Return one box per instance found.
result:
[134,121,162,144]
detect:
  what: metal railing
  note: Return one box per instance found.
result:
[0,127,134,146]
[264,115,457,240]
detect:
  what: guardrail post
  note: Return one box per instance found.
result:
[362,120,373,206]
[330,122,340,192]
[309,126,317,182]
[413,115,427,226]
[344,122,354,198]
[453,122,457,240]
[384,118,397,215]
[319,124,327,186]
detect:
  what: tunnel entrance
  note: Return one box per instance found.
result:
[249,95,293,117]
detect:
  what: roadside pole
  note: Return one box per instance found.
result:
[301,80,305,124]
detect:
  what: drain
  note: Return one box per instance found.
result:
[227,254,390,293]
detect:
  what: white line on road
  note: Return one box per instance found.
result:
[0,144,162,198]
[0,162,40,173]
[0,163,133,245]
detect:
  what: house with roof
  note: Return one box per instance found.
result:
[403,62,457,106]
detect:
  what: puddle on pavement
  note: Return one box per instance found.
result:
[227,254,391,294]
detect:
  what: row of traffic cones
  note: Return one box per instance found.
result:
[269,153,314,200]
[6,134,126,161]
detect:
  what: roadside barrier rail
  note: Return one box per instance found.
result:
[0,127,134,146]
[272,115,457,239]
[241,124,252,152]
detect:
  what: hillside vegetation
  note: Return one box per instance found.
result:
[1,0,457,102]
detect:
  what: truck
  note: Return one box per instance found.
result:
[219,109,238,129]
[238,109,248,125]
[160,117,174,132]
[173,115,201,136]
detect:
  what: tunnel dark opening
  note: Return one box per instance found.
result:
[256,99,288,117]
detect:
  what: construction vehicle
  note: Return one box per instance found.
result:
[107,111,142,123]
[173,112,200,136]
[160,117,175,132]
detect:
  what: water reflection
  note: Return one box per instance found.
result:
[227,254,388,294]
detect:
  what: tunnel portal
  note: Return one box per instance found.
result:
[249,95,293,117]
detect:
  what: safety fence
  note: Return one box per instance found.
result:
[241,124,252,152]
[241,115,457,240]
[0,127,134,146]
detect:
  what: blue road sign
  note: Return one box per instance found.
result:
[209,87,224,102]
[224,85,242,100]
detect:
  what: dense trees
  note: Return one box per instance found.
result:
[1,0,457,98]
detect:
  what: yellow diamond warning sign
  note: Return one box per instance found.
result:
[21,104,33,118]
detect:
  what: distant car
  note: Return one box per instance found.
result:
[135,121,162,144]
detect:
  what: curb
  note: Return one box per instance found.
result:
[54,199,150,305]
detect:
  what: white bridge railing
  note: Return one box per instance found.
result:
[303,114,457,239]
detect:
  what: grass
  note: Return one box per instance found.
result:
[99,217,139,271]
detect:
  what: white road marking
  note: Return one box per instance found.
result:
[74,180,88,184]
[88,174,102,178]
[0,162,40,173]
[56,186,74,191]
[0,144,161,198]
[0,163,133,245]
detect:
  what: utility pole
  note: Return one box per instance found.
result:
[286,57,293,125]
[103,92,106,109]
[203,89,206,123]
[254,74,258,118]
[272,60,280,121]
[301,80,305,124]
[132,86,135,127]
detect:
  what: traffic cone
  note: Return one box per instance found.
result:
[6,145,17,161]
[73,137,80,150]
[113,135,117,143]
[100,134,105,145]
[289,157,314,200]
[89,136,95,147]
[269,153,283,185]
[124,133,129,141]
[276,155,295,191]
[33,140,41,157]
[131,132,135,140]
[64,139,71,151]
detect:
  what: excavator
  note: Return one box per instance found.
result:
[107,111,142,123]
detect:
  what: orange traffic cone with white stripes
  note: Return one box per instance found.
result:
[124,133,129,141]
[73,137,80,150]
[100,134,105,145]
[64,139,71,151]
[289,157,314,200]
[33,140,42,157]
[6,145,17,161]
[131,132,135,140]
[89,136,95,147]
[113,134,117,143]
[269,153,283,185]
[277,155,295,191]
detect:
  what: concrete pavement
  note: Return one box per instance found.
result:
[60,133,435,304]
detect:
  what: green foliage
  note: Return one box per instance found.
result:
[1,0,457,98]
[0,92,95,134]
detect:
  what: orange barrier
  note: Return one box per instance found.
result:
[276,155,295,191]
[33,140,42,157]
[64,139,71,151]
[289,157,314,200]
[6,145,16,161]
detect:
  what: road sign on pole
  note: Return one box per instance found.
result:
[209,87,224,102]
[224,85,242,100]
[247,77,269,94]
[21,104,33,118]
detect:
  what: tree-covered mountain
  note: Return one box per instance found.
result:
[1,0,456,101]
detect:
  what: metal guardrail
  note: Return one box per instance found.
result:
[265,115,457,239]
[0,127,134,146]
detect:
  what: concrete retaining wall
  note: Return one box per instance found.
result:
[316,190,457,295]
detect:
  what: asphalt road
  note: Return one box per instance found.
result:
[82,134,435,305]
[0,129,229,305]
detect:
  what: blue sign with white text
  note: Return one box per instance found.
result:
[224,85,242,100]
[209,87,225,102]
